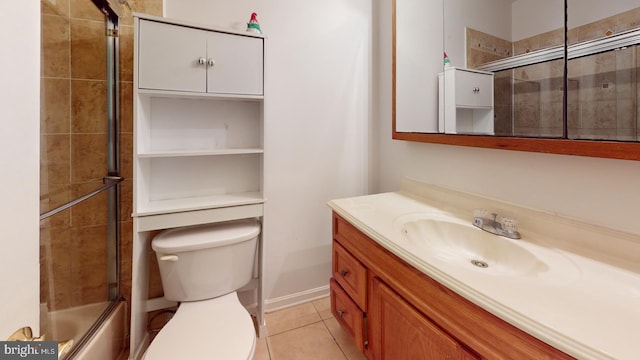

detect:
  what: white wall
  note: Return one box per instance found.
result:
[0,1,41,337]
[375,0,640,237]
[165,0,371,305]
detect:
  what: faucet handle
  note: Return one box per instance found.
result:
[501,217,518,233]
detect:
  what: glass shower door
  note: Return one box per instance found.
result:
[40,0,121,356]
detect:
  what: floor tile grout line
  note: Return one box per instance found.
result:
[266,318,325,337]
[264,337,272,360]
[320,318,350,360]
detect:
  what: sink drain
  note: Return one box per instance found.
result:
[470,259,489,268]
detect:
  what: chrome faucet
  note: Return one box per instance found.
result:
[472,209,521,239]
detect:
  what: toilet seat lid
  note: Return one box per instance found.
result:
[144,292,256,360]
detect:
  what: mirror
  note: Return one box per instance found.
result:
[393,0,640,160]
[393,0,443,133]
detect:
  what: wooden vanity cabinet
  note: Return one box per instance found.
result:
[330,212,574,360]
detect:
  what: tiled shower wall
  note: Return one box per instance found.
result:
[467,7,640,140]
[39,0,162,316]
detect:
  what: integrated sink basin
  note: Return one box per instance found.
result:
[392,213,581,285]
[399,216,548,277]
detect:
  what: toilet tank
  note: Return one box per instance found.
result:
[152,218,260,302]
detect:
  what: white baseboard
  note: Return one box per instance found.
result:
[263,285,330,313]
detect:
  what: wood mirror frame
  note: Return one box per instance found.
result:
[391,131,640,161]
[391,4,640,162]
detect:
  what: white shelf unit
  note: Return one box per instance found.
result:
[134,93,264,216]
[130,14,266,359]
[439,67,495,135]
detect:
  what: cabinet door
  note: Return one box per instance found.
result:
[206,32,263,95]
[138,20,207,92]
[454,70,492,108]
[370,278,478,360]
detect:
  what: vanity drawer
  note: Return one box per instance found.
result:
[333,241,367,310]
[330,278,366,353]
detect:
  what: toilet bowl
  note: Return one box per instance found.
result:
[143,292,256,359]
[143,219,261,360]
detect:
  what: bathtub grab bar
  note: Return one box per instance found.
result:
[40,176,124,221]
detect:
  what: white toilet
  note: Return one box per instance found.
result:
[143,218,261,360]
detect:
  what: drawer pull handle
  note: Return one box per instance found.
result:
[338,310,345,318]
[340,270,349,277]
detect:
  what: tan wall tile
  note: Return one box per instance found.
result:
[42,14,70,78]
[538,28,563,49]
[119,26,134,82]
[70,183,109,226]
[120,1,164,26]
[41,78,71,134]
[577,15,617,43]
[71,80,107,133]
[616,99,635,129]
[119,134,134,181]
[41,134,70,166]
[616,6,640,32]
[148,252,164,298]
[120,178,133,225]
[71,263,109,306]
[42,0,70,17]
[465,27,511,69]
[70,225,109,267]
[540,101,563,129]
[70,0,105,21]
[120,81,134,133]
[119,179,134,221]
[40,183,71,214]
[71,19,107,80]
[71,134,107,183]
[119,221,133,261]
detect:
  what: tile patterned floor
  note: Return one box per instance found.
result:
[253,297,366,360]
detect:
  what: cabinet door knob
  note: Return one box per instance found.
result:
[208,59,216,67]
[198,57,206,65]
[337,310,345,318]
[340,269,349,277]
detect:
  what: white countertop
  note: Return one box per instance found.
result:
[328,180,640,360]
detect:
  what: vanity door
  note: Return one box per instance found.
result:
[369,278,479,360]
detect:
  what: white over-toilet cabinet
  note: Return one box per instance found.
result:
[130,14,265,359]
[439,67,494,134]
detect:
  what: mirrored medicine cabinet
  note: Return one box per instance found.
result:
[393,0,640,160]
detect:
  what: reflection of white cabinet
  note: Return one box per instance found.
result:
[439,67,494,134]
[138,19,263,95]
[130,14,265,358]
